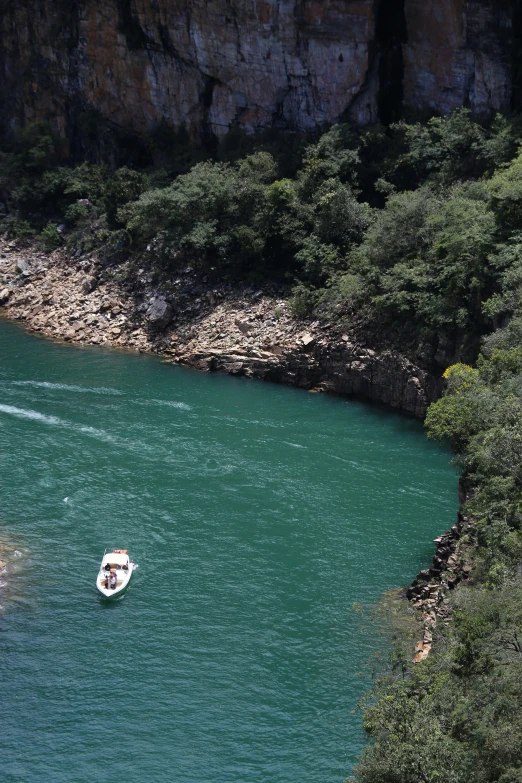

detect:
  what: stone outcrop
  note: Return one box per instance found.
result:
[1,1,520,148]
[407,506,475,662]
[146,296,173,329]
[0,0,378,144]
[0,238,447,418]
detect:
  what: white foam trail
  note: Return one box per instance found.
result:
[12,381,122,395]
[0,404,64,426]
[151,399,192,411]
[0,404,116,444]
[133,398,192,411]
[0,404,190,461]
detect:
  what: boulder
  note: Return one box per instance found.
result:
[15,259,31,275]
[146,297,173,329]
[81,275,97,294]
[236,319,253,334]
[0,287,10,304]
[300,332,315,349]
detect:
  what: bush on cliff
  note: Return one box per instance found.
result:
[40,222,63,252]
[122,157,273,277]
[352,579,522,783]
[351,266,522,781]
[3,109,521,312]
[349,125,522,778]
[425,352,522,578]
[121,151,368,282]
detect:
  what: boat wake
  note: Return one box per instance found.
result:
[0,404,116,444]
[133,398,192,411]
[0,404,63,426]
[0,404,192,464]
[11,380,122,395]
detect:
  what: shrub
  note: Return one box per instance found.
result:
[289,283,319,317]
[40,222,62,252]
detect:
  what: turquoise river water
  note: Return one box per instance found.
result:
[0,319,458,783]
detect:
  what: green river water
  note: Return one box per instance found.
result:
[0,319,458,783]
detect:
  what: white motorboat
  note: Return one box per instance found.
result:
[96,549,134,598]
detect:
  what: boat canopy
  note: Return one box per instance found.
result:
[101,552,129,566]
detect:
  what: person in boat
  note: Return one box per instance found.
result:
[109,570,117,590]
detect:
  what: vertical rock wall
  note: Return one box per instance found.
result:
[403,0,514,115]
[0,0,378,143]
[0,0,520,147]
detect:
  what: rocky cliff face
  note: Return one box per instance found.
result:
[403,0,515,116]
[0,0,378,146]
[0,0,519,147]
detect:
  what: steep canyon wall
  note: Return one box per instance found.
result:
[0,0,519,148]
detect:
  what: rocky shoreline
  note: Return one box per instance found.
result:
[407,505,475,661]
[0,238,469,652]
[0,238,444,418]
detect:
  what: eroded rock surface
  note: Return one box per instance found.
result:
[1,0,378,141]
[0,239,448,419]
[1,0,519,146]
[403,0,514,116]
[408,507,475,662]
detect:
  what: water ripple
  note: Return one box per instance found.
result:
[11,380,123,395]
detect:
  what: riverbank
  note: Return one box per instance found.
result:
[0,238,444,419]
[407,504,475,661]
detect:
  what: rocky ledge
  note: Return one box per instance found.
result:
[0,239,443,419]
[407,508,475,662]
